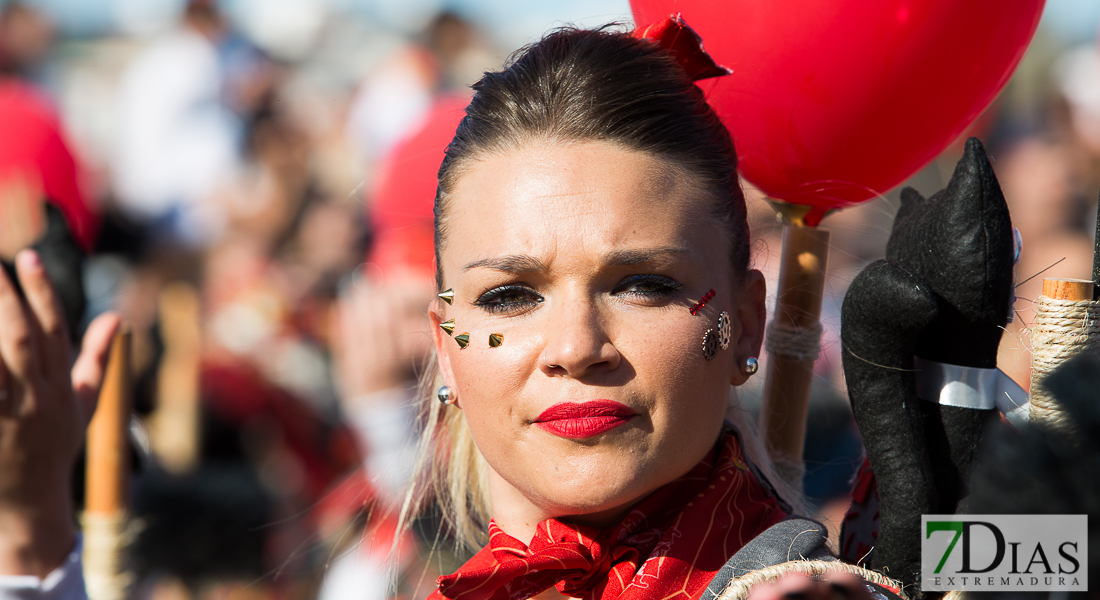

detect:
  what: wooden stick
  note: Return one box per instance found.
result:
[85,328,132,515]
[1041,278,1094,302]
[759,224,830,485]
[83,328,134,600]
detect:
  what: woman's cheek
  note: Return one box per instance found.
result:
[451,333,538,407]
[635,310,733,415]
[635,311,715,368]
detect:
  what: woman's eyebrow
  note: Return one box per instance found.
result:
[602,247,691,266]
[463,254,547,273]
[462,247,690,273]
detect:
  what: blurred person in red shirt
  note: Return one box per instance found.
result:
[320,95,470,600]
[0,2,97,343]
[0,1,97,254]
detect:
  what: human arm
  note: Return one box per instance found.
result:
[330,272,431,500]
[0,249,119,596]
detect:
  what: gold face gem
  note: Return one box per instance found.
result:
[439,319,455,336]
[488,333,504,348]
[455,333,470,349]
[438,289,454,304]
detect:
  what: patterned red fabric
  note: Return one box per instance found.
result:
[431,429,787,600]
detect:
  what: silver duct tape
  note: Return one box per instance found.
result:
[914,357,1029,428]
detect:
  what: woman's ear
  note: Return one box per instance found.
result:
[429,298,458,395]
[729,269,766,386]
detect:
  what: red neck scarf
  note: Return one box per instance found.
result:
[430,428,788,600]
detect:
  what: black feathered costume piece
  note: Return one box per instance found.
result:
[840,138,1015,597]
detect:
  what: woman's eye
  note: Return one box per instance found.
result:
[473,285,543,314]
[613,275,682,299]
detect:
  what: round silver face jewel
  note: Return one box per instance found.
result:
[717,311,731,350]
[743,356,759,376]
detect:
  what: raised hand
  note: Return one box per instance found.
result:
[0,249,119,577]
[331,270,434,402]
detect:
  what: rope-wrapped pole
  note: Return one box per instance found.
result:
[83,328,133,600]
[1029,278,1099,439]
[759,224,829,491]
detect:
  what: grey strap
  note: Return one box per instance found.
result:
[914,357,1029,427]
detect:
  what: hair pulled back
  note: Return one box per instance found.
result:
[405,26,757,555]
[434,26,750,284]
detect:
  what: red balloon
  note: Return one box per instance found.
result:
[631,0,1044,225]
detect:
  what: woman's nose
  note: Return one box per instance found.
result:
[538,298,620,378]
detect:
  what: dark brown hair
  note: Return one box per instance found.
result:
[433,26,749,283]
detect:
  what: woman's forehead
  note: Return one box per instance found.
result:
[440,140,723,269]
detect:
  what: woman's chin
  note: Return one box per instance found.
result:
[538,489,647,528]
[518,463,661,526]
[488,425,711,528]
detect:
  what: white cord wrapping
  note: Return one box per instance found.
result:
[82,511,134,600]
[764,319,823,362]
[1029,295,1100,436]
[715,559,907,600]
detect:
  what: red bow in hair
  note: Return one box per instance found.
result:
[633,13,731,82]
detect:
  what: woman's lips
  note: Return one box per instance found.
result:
[534,400,637,439]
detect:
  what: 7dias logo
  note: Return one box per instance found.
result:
[922,515,1087,592]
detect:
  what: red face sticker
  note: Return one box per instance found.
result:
[689,289,715,315]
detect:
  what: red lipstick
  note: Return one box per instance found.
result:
[534,400,637,439]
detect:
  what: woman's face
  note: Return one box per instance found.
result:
[431,140,765,533]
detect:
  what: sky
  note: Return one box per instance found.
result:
[17,0,633,45]
[16,0,1099,51]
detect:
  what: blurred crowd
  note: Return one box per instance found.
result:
[1,1,500,597]
[0,0,1097,598]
